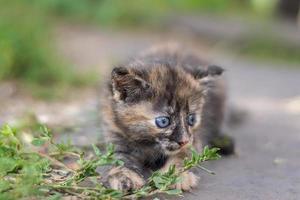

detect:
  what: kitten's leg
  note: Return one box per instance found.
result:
[106,166,145,192]
[201,79,234,155]
[102,154,147,192]
[161,155,199,191]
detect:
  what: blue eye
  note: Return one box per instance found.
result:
[155,116,170,128]
[187,114,196,126]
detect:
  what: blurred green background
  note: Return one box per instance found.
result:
[1,2,300,200]
[1,0,299,98]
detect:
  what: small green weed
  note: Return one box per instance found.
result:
[0,124,220,199]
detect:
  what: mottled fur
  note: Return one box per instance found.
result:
[99,45,233,192]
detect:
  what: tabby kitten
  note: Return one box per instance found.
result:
[99,45,234,192]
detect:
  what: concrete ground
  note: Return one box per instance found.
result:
[181,58,300,200]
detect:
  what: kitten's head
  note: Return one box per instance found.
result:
[110,64,223,155]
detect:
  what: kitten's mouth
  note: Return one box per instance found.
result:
[166,141,190,152]
[178,140,189,147]
[157,138,191,155]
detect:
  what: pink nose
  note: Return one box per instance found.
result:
[178,140,189,147]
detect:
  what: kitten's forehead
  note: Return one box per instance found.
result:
[149,66,203,112]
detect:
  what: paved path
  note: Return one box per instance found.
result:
[184,57,300,200]
[54,25,300,200]
[167,15,300,45]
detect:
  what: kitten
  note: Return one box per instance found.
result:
[99,45,234,192]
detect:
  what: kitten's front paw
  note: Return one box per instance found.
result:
[106,167,145,192]
[174,171,199,191]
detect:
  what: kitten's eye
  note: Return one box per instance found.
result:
[187,114,196,126]
[155,116,170,128]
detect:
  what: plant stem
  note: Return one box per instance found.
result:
[50,151,81,158]
[49,184,99,191]
[37,151,75,173]
[197,165,216,175]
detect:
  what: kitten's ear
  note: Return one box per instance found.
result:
[193,65,224,79]
[111,67,151,103]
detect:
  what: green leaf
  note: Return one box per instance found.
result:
[165,189,182,195]
[133,186,151,197]
[0,146,17,157]
[0,157,18,176]
[114,159,124,166]
[31,138,46,146]
[184,146,221,171]
[40,126,52,138]
[92,144,102,156]
[106,143,115,156]
[54,139,76,154]
[47,193,62,200]
[0,180,11,193]
[0,124,15,137]
[152,176,164,189]
[0,124,21,150]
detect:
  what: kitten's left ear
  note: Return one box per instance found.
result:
[111,66,152,103]
[193,65,224,79]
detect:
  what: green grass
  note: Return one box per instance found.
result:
[236,35,300,65]
[27,0,300,65]
[29,0,245,27]
[0,1,96,99]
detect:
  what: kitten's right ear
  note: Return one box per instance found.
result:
[194,65,224,79]
[193,65,224,92]
[112,66,130,77]
[111,67,151,103]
